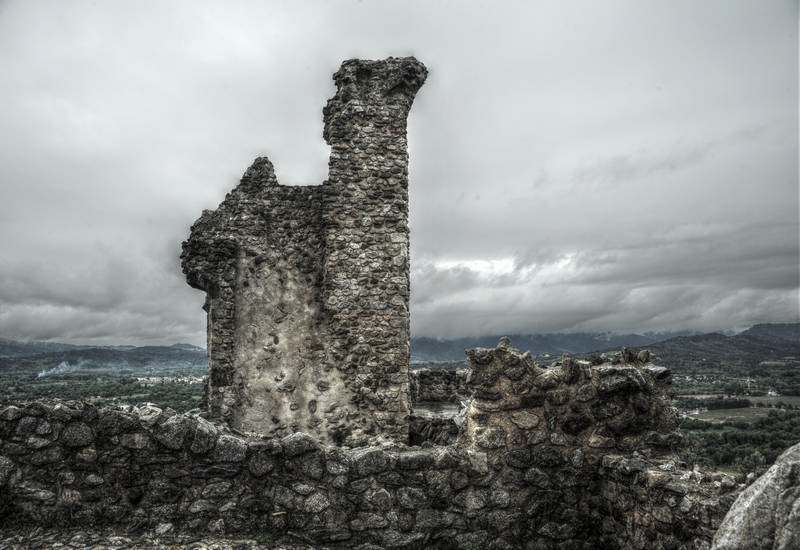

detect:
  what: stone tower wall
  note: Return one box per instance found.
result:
[181,159,330,437]
[181,57,427,445]
[321,58,427,443]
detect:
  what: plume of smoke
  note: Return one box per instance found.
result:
[37,360,89,378]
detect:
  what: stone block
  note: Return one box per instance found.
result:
[281,432,321,458]
[190,417,218,454]
[352,446,389,476]
[212,435,247,463]
[398,449,435,470]
[155,415,192,450]
[62,422,94,447]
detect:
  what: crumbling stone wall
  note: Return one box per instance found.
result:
[461,338,738,549]
[181,58,427,445]
[409,369,467,403]
[181,160,328,439]
[0,341,741,548]
[463,338,679,460]
[321,58,427,443]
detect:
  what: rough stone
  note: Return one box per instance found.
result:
[154,415,192,450]
[397,449,434,470]
[97,408,137,436]
[281,432,320,457]
[120,432,150,450]
[304,492,330,513]
[181,57,427,445]
[136,404,163,428]
[0,455,14,485]
[505,449,532,469]
[248,450,275,477]
[190,416,218,454]
[352,446,389,476]
[212,434,247,463]
[0,406,23,421]
[509,410,539,429]
[711,442,800,550]
[397,486,427,509]
[62,422,94,447]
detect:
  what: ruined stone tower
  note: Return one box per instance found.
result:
[181,57,427,445]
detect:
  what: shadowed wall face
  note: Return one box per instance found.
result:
[181,58,427,445]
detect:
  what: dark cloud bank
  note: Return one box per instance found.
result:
[0,1,796,346]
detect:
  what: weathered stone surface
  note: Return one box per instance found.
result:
[281,432,320,457]
[711,442,800,550]
[212,434,247,463]
[505,449,532,469]
[62,422,94,447]
[0,405,23,421]
[352,446,389,476]
[397,486,427,509]
[398,449,435,470]
[190,416,218,454]
[154,415,192,450]
[304,491,330,513]
[97,408,137,436]
[594,365,647,396]
[16,481,56,504]
[0,455,14,485]
[0,397,742,549]
[247,447,275,477]
[410,369,467,403]
[136,404,163,428]
[181,57,426,445]
[119,431,150,450]
[29,446,63,465]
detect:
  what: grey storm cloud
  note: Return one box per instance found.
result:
[0,0,797,346]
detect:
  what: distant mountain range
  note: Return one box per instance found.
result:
[410,323,799,363]
[1,323,797,372]
[0,338,205,358]
[641,323,800,372]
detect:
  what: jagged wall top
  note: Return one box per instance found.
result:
[323,57,427,144]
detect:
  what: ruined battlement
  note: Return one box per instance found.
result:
[181,58,426,445]
[0,341,741,548]
[463,338,680,462]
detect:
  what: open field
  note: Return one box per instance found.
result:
[686,397,800,423]
[689,407,771,423]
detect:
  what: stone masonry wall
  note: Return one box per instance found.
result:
[181,159,329,438]
[410,369,467,403]
[0,341,739,549]
[461,338,740,549]
[181,58,426,445]
[321,58,427,444]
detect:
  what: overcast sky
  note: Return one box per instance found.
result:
[0,1,797,346]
